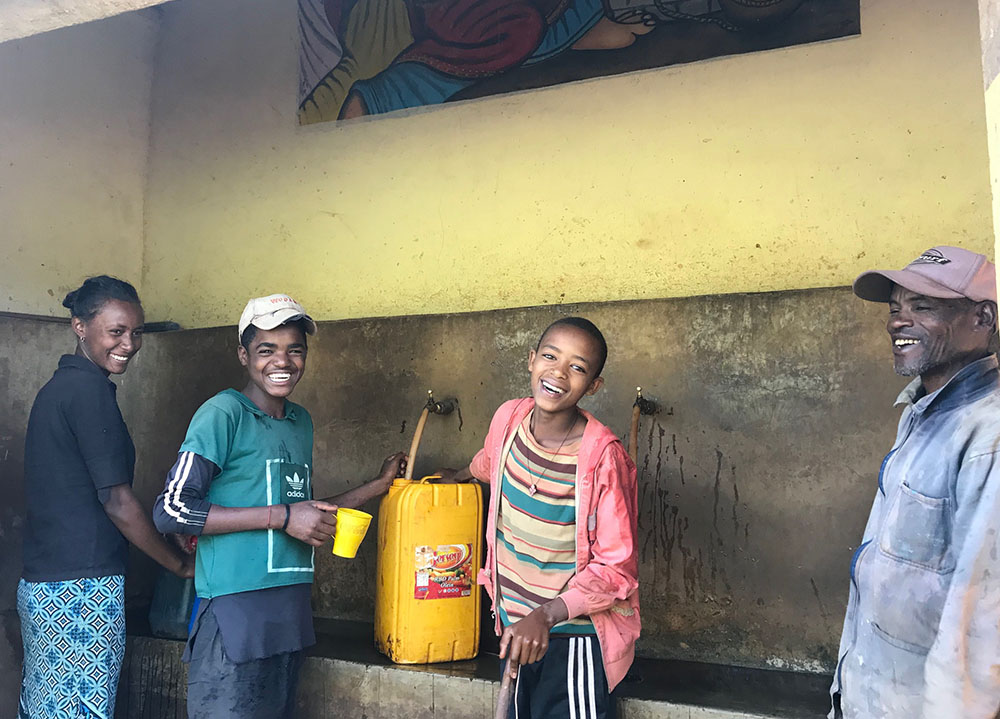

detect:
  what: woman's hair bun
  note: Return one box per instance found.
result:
[61,289,79,311]
[62,276,140,321]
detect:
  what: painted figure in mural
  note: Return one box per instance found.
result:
[830,247,1000,718]
[152,294,406,718]
[300,0,651,123]
[297,0,815,123]
[436,317,639,719]
[18,276,194,719]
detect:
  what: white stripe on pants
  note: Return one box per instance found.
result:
[508,634,611,719]
[567,637,598,719]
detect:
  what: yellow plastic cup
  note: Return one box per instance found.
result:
[331,507,373,558]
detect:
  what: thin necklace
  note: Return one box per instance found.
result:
[526,410,578,496]
[78,340,97,366]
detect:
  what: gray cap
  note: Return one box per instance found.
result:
[853,246,997,303]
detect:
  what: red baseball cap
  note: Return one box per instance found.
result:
[853,246,997,303]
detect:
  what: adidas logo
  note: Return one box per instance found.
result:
[286,472,306,498]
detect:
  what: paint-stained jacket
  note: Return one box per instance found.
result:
[831,355,1000,719]
[471,397,640,691]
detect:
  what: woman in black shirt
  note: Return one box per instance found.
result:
[18,275,193,719]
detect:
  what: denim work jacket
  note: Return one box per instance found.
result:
[831,355,1000,718]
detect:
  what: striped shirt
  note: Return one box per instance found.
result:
[496,415,594,634]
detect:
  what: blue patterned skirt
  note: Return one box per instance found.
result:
[17,575,126,719]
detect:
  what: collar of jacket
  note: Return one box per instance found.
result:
[504,396,621,468]
[894,353,999,415]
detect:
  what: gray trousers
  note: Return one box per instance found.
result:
[186,606,305,719]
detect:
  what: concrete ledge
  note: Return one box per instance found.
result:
[0,0,170,44]
[117,636,825,719]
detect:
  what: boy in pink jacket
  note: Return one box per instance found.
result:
[440,317,639,719]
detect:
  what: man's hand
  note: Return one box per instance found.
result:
[432,468,458,482]
[168,533,197,555]
[323,453,408,510]
[174,553,196,579]
[373,452,407,493]
[431,466,475,483]
[284,500,338,546]
[499,600,568,679]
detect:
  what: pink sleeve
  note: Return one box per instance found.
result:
[470,447,490,483]
[559,442,639,620]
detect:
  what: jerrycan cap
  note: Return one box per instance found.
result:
[391,478,410,488]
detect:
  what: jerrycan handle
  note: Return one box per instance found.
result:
[418,475,442,484]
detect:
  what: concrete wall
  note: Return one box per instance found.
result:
[140,0,994,329]
[0,11,158,316]
[114,286,895,672]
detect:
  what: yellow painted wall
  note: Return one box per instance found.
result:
[986,0,1000,271]
[0,0,988,327]
[0,13,157,316]
[141,0,994,329]
[988,78,1000,269]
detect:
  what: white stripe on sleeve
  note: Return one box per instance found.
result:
[163,451,208,524]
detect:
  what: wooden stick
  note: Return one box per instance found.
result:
[494,670,514,719]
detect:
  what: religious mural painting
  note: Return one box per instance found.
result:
[298,0,860,124]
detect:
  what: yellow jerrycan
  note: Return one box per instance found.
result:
[375,392,483,664]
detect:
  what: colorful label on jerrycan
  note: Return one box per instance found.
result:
[414,544,474,599]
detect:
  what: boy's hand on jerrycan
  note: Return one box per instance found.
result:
[432,468,458,482]
[286,500,339,547]
[430,467,474,483]
[374,451,408,492]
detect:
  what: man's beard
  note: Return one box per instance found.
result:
[894,339,948,378]
[894,360,927,377]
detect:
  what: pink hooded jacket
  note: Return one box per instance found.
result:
[471,398,641,691]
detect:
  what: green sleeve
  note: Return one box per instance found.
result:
[179,396,238,470]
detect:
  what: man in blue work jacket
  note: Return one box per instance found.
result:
[830,246,1000,718]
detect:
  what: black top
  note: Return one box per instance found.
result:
[22,354,136,581]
